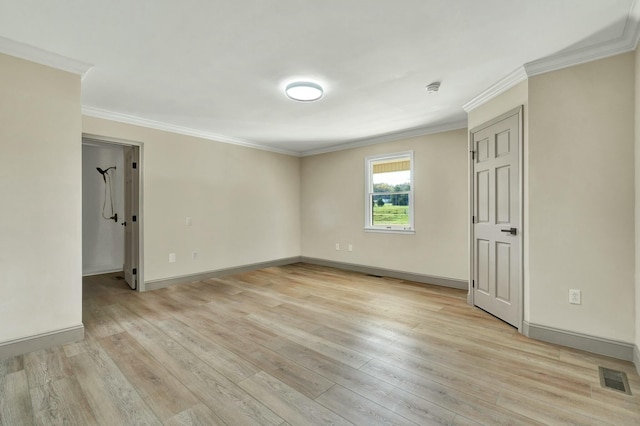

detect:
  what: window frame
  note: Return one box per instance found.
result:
[364,151,415,234]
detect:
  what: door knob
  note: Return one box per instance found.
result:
[500,227,517,235]
[121,221,127,227]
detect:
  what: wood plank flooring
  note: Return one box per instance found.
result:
[1,263,639,425]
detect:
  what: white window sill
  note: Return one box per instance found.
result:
[364,227,415,235]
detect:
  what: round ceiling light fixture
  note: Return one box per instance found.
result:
[285,81,324,102]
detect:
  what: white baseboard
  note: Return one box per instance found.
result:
[523,321,634,362]
[0,325,84,360]
[300,257,468,290]
[82,266,123,277]
[145,257,302,291]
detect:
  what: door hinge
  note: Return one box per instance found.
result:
[470,150,475,160]
[132,162,137,169]
[132,215,137,222]
[472,279,475,288]
[132,268,137,275]
[472,215,476,224]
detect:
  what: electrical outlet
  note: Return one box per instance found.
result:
[192,251,198,260]
[348,244,353,252]
[569,289,581,305]
[335,243,340,251]
[169,253,176,263]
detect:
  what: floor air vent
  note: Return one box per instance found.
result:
[598,366,632,395]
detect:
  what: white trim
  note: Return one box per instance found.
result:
[462,67,528,113]
[525,0,640,77]
[82,267,123,277]
[0,325,84,360]
[524,32,640,77]
[463,3,640,112]
[82,106,300,157]
[301,120,468,157]
[0,36,93,78]
[364,151,414,232]
[468,106,524,331]
[82,134,146,292]
[84,104,467,158]
[634,344,640,376]
[364,228,415,235]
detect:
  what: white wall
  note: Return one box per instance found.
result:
[301,129,469,281]
[82,116,301,283]
[82,143,125,275]
[0,53,82,342]
[527,53,635,343]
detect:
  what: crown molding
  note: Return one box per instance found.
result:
[462,67,528,113]
[524,10,640,76]
[0,36,93,78]
[81,106,300,157]
[83,105,468,158]
[300,119,468,157]
[463,2,640,112]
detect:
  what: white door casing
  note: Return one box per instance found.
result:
[471,107,522,328]
[123,146,139,290]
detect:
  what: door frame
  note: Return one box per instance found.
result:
[82,133,145,292]
[468,106,524,331]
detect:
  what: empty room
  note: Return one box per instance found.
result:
[1,0,640,424]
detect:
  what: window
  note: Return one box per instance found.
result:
[365,151,414,233]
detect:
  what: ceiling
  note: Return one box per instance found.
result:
[0,0,637,155]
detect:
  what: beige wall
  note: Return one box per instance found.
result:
[82,117,301,283]
[301,129,468,281]
[0,54,82,342]
[635,46,640,350]
[528,53,635,342]
[3,46,636,357]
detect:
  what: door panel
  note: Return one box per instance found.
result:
[477,137,490,162]
[496,130,511,157]
[495,242,511,301]
[477,239,490,294]
[472,109,521,328]
[477,170,490,223]
[496,165,511,224]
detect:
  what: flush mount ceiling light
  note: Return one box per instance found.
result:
[426,82,441,93]
[285,81,324,102]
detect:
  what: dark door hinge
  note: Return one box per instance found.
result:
[472,279,475,288]
[470,150,475,160]
[472,215,476,224]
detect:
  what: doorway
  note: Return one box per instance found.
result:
[82,135,143,291]
[469,106,523,329]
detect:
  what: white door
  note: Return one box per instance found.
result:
[472,108,521,328]
[123,146,139,290]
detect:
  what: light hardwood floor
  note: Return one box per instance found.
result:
[1,263,639,425]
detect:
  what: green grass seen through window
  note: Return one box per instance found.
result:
[373,204,409,225]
